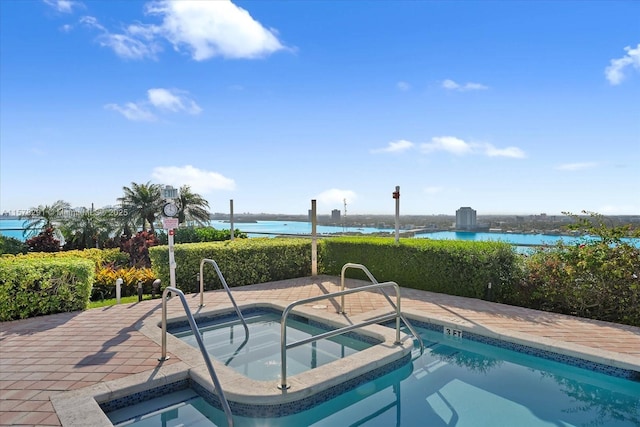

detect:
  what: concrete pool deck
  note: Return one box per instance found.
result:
[1,275,639,426]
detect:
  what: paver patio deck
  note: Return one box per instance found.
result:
[1,275,639,426]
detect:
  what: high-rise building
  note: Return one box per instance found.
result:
[331,209,341,221]
[456,207,477,230]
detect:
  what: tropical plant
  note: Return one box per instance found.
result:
[25,227,61,252]
[92,264,156,300]
[120,230,158,268]
[60,207,118,250]
[20,200,71,239]
[0,235,28,255]
[521,211,640,326]
[118,182,163,233]
[175,185,211,225]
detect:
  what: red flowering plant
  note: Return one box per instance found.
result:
[119,231,158,268]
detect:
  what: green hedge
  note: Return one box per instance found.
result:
[8,248,129,267]
[156,226,247,244]
[0,257,94,321]
[149,238,311,293]
[320,237,522,301]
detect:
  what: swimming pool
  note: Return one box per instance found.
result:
[103,319,640,426]
[168,308,378,381]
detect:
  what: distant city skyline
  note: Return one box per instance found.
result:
[1,1,639,216]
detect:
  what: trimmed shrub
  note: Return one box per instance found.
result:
[92,265,156,300]
[149,238,311,293]
[156,226,247,244]
[0,256,94,321]
[320,237,522,301]
[10,248,128,268]
[520,237,640,326]
[0,235,28,255]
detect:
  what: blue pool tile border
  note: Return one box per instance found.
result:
[100,354,411,419]
[99,379,190,414]
[407,319,640,381]
[191,353,411,418]
[167,306,382,346]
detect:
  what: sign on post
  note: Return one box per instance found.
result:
[162,218,179,230]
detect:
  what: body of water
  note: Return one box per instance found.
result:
[414,230,583,246]
[0,219,24,241]
[2,218,638,249]
[208,220,394,237]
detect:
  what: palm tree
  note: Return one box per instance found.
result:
[118,182,163,233]
[21,200,71,238]
[176,185,211,226]
[60,207,116,249]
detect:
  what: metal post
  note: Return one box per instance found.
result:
[160,293,168,361]
[152,279,161,298]
[197,273,204,307]
[230,199,234,241]
[393,186,400,244]
[115,278,123,304]
[311,199,317,276]
[137,281,143,302]
[169,230,176,292]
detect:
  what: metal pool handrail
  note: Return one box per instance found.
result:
[159,286,234,427]
[340,263,425,355]
[279,281,403,390]
[199,258,249,339]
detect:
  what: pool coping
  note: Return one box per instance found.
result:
[50,296,640,427]
[52,300,413,426]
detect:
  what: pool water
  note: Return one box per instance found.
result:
[170,310,374,381]
[111,325,640,427]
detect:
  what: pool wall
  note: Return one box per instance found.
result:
[384,307,640,378]
[51,299,639,427]
[51,300,412,426]
[139,301,412,406]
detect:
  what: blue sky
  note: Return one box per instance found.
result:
[1,0,639,216]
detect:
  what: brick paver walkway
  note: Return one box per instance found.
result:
[1,275,639,426]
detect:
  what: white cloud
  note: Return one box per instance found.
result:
[371,139,415,154]
[605,43,640,85]
[43,0,81,13]
[420,136,526,158]
[80,1,285,61]
[397,81,411,91]
[483,144,526,158]
[555,162,598,171]
[106,88,200,121]
[147,88,202,114]
[315,189,357,206]
[105,102,157,122]
[420,136,473,155]
[442,79,489,91]
[145,0,285,61]
[102,33,162,60]
[152,165,236,192]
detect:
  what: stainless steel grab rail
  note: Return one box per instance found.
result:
[340,263,425,355]
[199,258,249,339]
[279,281,403,390]
[159,286,234,427]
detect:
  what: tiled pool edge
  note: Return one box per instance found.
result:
[50,292,640,427]
[51,300,411,427]
[51,362,192,427]
[396,307,640,379]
